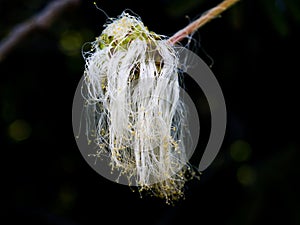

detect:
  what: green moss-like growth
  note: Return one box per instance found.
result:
[98,24,160,50]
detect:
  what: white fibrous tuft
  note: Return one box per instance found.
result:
[82,12,196,203]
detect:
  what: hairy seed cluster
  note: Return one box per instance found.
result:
[82,12,197,203]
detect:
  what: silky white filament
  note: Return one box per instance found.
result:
[82,12,196,203]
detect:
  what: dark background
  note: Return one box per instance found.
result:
[1,0,299,224]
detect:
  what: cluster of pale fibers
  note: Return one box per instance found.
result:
[82,12,196,203]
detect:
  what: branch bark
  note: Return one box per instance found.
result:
[168,0,240,44]
[0,0,80,61]
[0,0,239,62]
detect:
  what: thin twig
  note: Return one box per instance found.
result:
[0,0,80,61]
[0,0,239,61]
[168,0,240,44]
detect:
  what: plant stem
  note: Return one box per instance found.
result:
[0,0,80,62]
[168,0,240,45]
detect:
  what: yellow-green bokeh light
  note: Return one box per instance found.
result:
[237,165,256,186]
[8,119,32,141]
[230,139,252,162]
[59,31,83,56]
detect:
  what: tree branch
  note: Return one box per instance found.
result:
[0,0,80,61]
[168,0,240,44]
[0,0,239,62]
